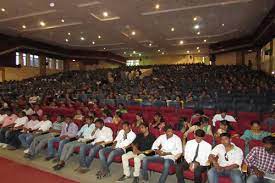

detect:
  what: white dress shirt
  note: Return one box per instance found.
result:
[77,124,96,141]
[14,116,29,128]
[23,108,34,116]
[184,139,212,166]
[91,126,113,145]
[34,120,52,132]
[212,114,236,126]
[0,114,8,124]
[114,129,136,149]
[152,134,183,161]
[210,143,243,169]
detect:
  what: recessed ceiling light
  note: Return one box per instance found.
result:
[222,23,225,26]
[204,39,207,42]
[103,48,106,50]
[130,54,132,57]
[171,27,175,32]
[98,35,101,39]
[131,31,136,35]
[187,50,190,54]
[124,52,126,54]
[139,53,142,56]
[179,40,184,45]
[194,24,200,29]
[198,50,201,53]
[149,43,152,47]
[155,4,160,10]
[197,32,200,35]
[22,25,26,29]
[80,37,85,41]
[72,59,76,62]
[161,52,165,55]
[133,51,136,54]
[65,39,69,42]
[1,8,5,12]
[68,32,71,36]
[61,19,65,23]
[193,17,197,21]
[197,47,200,50]
[103,12,108,17]
[158,49,161,52]
[49,2,55,7]
[92,41,95,45]
[40,21,46,27]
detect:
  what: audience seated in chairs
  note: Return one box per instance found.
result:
[24,115,65,158]
[117,123,155,183]
[97,121,136,179]
[176,129,212,183]
[245,135,275,183]
[208,132,244,183]
[212,109,236,127]
[141,124,182,183]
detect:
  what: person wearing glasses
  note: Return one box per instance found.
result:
[208,133,244,183]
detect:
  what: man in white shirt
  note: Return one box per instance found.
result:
[212,109,236,126]
[97,121,136,179]
[142,125,183,183]
[19,114,52,152]
[52,116,96,170]
[208,133,243,183]
[77,118,113,173]
[176,129,212,183]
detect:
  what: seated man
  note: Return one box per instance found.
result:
[142,125,183,183]
[45,116,78,161]
[245,136,275,183]
[77,118,113,173]
[19,114,52,153]
[6,114,39,150]
[212,109,236,126]
[24,115,65,158]
[52,116,95,170]
[97,121,136,178]
[117,123,155,183]
[176,129,212,183]
[5,111,29,150]
[208,133,243,183]
[0,109,18,147]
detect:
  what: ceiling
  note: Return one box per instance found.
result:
[0,0,274,58]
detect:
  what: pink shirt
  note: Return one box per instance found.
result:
[2,114,18,128]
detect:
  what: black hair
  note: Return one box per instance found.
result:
[194,108,204,115]
[250,120,260,126]
[116,111,123,117]
[122,121,130,126]
[262,136,275,145]
[136,112,143,118]
[139,123,149,128]
[220,120,233,131]
[179,116,188,123]
[220,132,231,139]
[95,118,104,124]
[220,108,228,113]
[164,124,173,132]
[195,129,206,137]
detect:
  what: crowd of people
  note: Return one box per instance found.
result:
[0,64,274,112]
[0,100,274,183]
[0,64,274,183]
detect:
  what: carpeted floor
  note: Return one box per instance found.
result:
[0,157,79,183]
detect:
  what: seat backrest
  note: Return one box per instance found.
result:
[248,140,263,151]
[187,132,213,145]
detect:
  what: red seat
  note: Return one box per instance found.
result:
[248,140,263,150]
[122,113,136,124]
[160,107,176,114]
[215,137,245,153]
[187,133,213,144]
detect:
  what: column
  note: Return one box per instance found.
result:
[269,39,273,74]
[256,49,261,70]
[39,55,46,76]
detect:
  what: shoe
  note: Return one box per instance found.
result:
[45,156,54,161]
[53,164,64,171]
[7,145,16,151]
[78,167,89,174]
[52,157,59,163]
[23,148,29,153]
[116,175,130,182]
[0,143,4,147]
[132,177,139,183]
